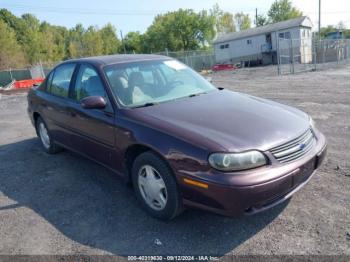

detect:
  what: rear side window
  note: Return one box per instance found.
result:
[49,64,76,97]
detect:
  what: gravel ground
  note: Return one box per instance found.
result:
[0,65,349,259]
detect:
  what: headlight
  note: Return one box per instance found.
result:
[208,151,267,172]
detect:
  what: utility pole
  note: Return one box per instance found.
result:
[255,8,258,27]
[120,30,127,54]
[318,0,321,39]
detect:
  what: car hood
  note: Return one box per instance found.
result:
[129,90,310,152]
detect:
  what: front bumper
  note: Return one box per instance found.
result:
[177,132,327,216]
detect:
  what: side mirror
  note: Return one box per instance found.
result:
[81,96,106,109]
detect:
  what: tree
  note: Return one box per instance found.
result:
[52,25,68,60]
[234,12,251,31]
[210,4,235,34]
[197,10,216,45]
[81,26,103,56]
[268,0,303,23]
[144,9,214,52]
[39,22,66,62]
[67,24,85,58]
[0,8,26,44]
[100,24,120,55]
[219,13,235,33]
[0,20,26,69]
[144,14,179,52]
[0,9,124,66]
[167,9,214,50]
[256,14,268,26]
[124,31,143,53]
[21,13,42,63]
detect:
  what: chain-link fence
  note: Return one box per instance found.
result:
[0,62,56,87]
[0,52,216,87]
[0,69,31,87]
[154,50,215,71]
[4,39,348,84]
[278,37,350,75]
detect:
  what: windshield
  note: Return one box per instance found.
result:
[103,59,216,108]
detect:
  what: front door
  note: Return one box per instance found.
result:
[67,64,116,168]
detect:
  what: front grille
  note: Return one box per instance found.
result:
[270,129,315,164]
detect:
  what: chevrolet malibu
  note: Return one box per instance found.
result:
[27,55,327,220]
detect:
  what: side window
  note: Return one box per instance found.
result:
[49,64,76,97]
[74,64,112,111]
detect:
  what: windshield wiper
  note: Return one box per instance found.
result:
[188,92,207,98]
[133,102,159,108]
[134,92,208,107]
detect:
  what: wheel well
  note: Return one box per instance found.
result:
[124,144,151,183]
[124,144,174,185]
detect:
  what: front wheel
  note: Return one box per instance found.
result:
[132,152,183,220]
[36,117,62,154]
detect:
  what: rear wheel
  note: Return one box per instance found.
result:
[132,151,183,220]
[36,117,62,154]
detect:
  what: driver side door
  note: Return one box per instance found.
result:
[67,63,117,168]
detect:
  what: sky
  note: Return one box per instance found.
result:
[0,0,350,33]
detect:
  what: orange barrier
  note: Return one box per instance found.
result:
[14,78,44,89]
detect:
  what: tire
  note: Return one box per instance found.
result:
[36,116,62,154]
[132,151,183,220]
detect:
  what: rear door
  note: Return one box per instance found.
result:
[67,63,116,168]
[39,63,77,146]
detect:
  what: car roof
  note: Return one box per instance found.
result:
[60,54,171,67]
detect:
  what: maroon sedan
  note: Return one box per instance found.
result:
[27,55,327,220]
